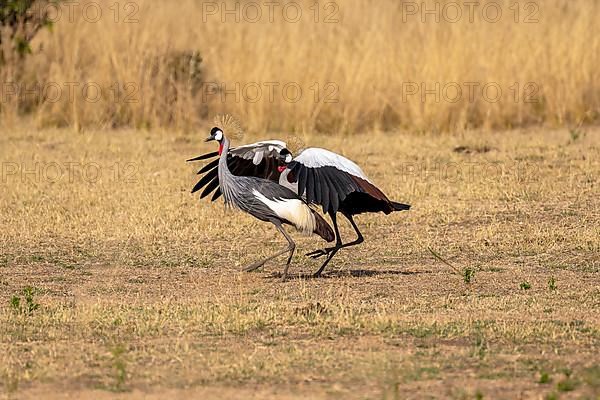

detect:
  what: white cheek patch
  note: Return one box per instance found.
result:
[214,130,223,141]
[285,154,293,163]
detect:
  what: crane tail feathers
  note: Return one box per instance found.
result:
[391,201,411,211]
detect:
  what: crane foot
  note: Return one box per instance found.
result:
[305,247,336,259]
[242,261,265,272]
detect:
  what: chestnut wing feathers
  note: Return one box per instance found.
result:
[288,148,391,214]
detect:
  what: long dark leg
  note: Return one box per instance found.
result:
[338,213,364,249]
[313,213,364,277]
[279,225,296,281]
[313,214,343,277]
[306,212,342,258]
[308,213,365,259]
[306,214,365,258]
[243,223,295,279]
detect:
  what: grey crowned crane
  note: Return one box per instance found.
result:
[188,116,334,280]
[190,135,411,277]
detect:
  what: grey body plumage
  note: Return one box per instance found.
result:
[218,144,289,219]
[196,125,334,280]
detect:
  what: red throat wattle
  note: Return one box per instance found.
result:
[218,143,224,155]
[277,165,286,173]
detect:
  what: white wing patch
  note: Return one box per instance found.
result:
[252,151,263,165]
[295,147,371,182]
[252,189,315,235]
[231,140,288,165]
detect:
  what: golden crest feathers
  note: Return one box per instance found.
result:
[284,133,306,155]
[213,114,244,140]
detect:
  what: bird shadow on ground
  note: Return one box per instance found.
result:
[266,268,436,280]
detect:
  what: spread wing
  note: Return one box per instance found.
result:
[187,140,288,201]
[281,147,390,214]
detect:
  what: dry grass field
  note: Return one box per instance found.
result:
[1,0,599,399]
[0,125,598,399]
[1,0,599,132]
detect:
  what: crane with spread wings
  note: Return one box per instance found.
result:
[188,129,410,277]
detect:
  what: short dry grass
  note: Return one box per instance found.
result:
[0,126,599,399]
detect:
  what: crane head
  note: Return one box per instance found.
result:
[205,126,223,142]
[277,148,294,172]
[278,148,293,163]
[205,126,225,154]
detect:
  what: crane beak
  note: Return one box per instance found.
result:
[204,136,214,142]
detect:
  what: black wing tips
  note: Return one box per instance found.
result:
[391,202,411,211]
[211,188,222,201]
[191,168,218,193]
[285,164,351,215]
[198,159,219,174]
[190,147,286,201]
[187,151,219,162]
[200,178,220,199]
[188,151,220,198]
[296,164,411,215]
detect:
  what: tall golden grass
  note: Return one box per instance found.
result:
[1,0,599,133]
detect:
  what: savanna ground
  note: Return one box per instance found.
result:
[0,125,598,399]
